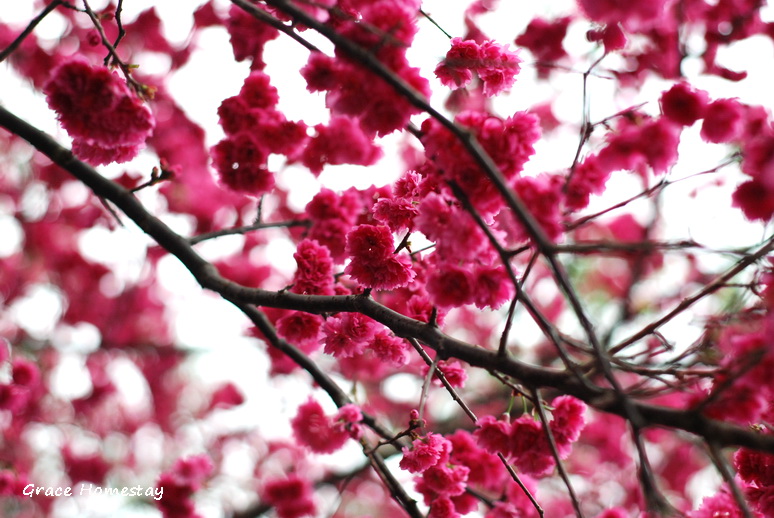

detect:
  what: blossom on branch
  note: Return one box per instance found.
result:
[44,58,154,165]
[435,37,522,96]
[344,224,415,291]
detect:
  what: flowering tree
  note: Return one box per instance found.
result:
[1,0,774,517]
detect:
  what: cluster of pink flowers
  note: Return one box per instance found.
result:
[412,192,514,309]
[435,37,523,96]
[262,474,317,518]
[566,114,680,212]
[373,169,434,232]
[206,381,245,412]
[61,446,111,486]
[474,396,587,477]
[322,313,379,358]
[300,116,383,175]
[276,310,324,352]
[421,360,468,388]
[659,82,711,127]
[657,83,774,221]
[291,239,335,296]
[146,83,252,234]
[290,398,363,454]
[586,23,628,53]
[577,0,666,31]
[155,454,213,518]
[421,110,541,213]
[301,1,430,136]
[344,224,415,291]
[700,314,774,425]
[399,432,473,517]
[212,70,307,195]
[734,445,774,516]
[322,312,409,365]
[304,187,365,262]
[424,258,513,310]
[514,17,571,78]
[225,4,278,70]
[44,57,154,165]
[0,355,41,413]
[570,85,774,222]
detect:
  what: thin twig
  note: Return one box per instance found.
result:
[419,8,452,39]
[81,0,146,93]
[408,338,477,423]
[189,220,311,245]
[497,452,544,518]
[112,0,125,50]
[612,233,774,354]
[530,388,584,518]
[706,441,755,518]
[0,0,63,64]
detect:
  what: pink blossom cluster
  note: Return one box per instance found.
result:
[373,169,434,233]
[344,224,415,291]
[577,0,667,30]
[44,57,154,165]
[413,192,514,309]
[474,396,587,477]
[291,239,335,296]
[700,314,774,426]
[212,70,307,195]
[290,398,363,454]
[570,86,773,220]
[0,355,41,414]
[399,433,474,517]
[62,446,111,486]
[566,114,681,212]
[225,4,279,70]
[206,382,245,412]
[586,24,628,53]
[514,17,572,78]
[148,83,253,234]
[304,187,365,263]
[276,311,324,352]
[300,116,383,175]
[155,454,213,518]
[322,312,409,366]
[421,110,541,213]
[262,474,317,518]
[435,37,523,96]
[301,0,430,135]
[734,445,774,516]
[733,108,774,221]
[656,83,774,221]
[399,426,551,517]
[421,360,468,388]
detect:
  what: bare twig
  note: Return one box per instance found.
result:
[189,220,311,245]
[530,388,584,518]
[0,0,63,64]
[612,233,774,354]
[706,441,755,518]
[497,452,544,518]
